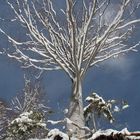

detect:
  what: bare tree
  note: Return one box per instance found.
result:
[11,76,49,115]
[0,0,140,138]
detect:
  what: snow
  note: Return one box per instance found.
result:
[47,120,63,125]
[126,136,140,140]
[85,93,106,104]
[64,118,73,124]
[114,105,120,112]
[6,110,47,139]
[11,111,33,124]
[88,128,140,140]
[63,109,68,114]
[122,104,129,110]
[10,111,46,129]
[29,138,47,140]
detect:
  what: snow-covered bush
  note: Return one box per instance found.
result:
[47,129,69,140]
[7,111,47,139]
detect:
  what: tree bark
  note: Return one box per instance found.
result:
[67,76,85,139]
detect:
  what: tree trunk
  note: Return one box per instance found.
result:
[67,76,85,139]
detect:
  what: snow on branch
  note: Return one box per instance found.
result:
[0,0,139,80]
[0,0,74,79]
[47,118,92,134]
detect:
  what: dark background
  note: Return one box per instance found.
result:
[0,0,140,131]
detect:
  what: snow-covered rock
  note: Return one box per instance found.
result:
[89,128,140,140]
[47,129,69,140]
[89,128,129,139]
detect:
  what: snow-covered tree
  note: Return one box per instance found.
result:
[0,0,140,139]
[84,92,129,131]
[6,111,47,140]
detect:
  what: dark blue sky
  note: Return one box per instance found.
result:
[0,0,140,131]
